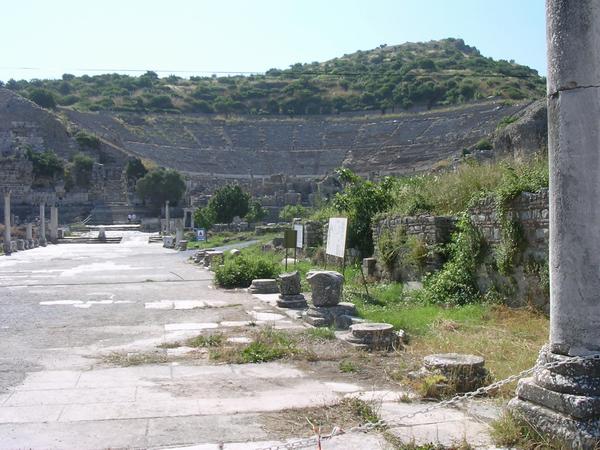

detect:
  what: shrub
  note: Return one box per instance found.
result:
[279,204,308,221]
[75,131,101,150]
[474,138,493,150]
[421,215,484,305]
[25,147,64,180]
[214,253,280,288]
[245,200,267,223]
[125,157,148,182]
[71,153,94,188]
[29,89,56,108]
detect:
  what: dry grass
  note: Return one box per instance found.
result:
[490,411,586,450]
[405,305,548,396]
[260,398,380,439]
[101,351,169,366]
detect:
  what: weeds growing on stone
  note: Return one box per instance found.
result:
[490,411,574,450]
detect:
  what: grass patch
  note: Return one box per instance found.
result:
[339,360,358,373]
[210,328,299,364]
[406,305,548,396]
[186,333,224,348]
[304,327,336,341]
[490,411,574,449]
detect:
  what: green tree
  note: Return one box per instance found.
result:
[25,148,64,180]
[279,204,308,222]
[125,157,148,182]
[207,184,250,223]
[194,206,216,230]
[136,168,186,208]
[245,200,267,223]
[75,131,101,150]
[332,168,396,257]
[71,153,94,188]
[29,89,56,109]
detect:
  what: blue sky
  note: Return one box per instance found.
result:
[0,0,547,82]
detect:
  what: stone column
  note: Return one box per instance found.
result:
[25,223,33,248]
[50,206,58,244]
[39,203,47,246]
[165,200,170,234]
[3,192,11,255]
[509,1,600,447]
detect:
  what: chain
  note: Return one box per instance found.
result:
[253,353,600,450]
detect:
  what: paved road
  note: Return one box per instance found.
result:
[0,232,494,449]
[0,232,393,449]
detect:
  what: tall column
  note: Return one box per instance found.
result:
[3,192,11,255]
[165,200,170,234]
[50,206,58,244]
[39,203,46,246]
[26,223,33,241]
[509,1,600,447]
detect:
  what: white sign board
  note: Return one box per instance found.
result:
[326,217,348,258]
[293,224,304,248]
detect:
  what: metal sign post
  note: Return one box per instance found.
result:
[283,229,297,272]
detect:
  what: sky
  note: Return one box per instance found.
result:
[0,0,547,82]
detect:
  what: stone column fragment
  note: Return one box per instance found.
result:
[509,2,600,447]
[3,192,11,255]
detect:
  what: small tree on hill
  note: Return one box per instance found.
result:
[29,89,56,109]
[125,157,148,182]
[136,168,186,208]
[71,153,94,188]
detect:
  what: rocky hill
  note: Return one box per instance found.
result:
[2,38,545,115]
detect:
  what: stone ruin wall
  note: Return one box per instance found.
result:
[371,189,550,309]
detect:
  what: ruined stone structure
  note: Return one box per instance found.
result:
[0,82,548,226]
[371,189,550,309]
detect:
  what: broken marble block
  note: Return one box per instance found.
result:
[303,302,358,328]
[248,278,279,294]
[306,270,344,306]
[277,271,307,308]
[98,228,107,242]
[177,240,188,251]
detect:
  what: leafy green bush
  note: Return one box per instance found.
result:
[29,89,56,108]
[279,204,308,221]
[245,200,267,223]
[474,138,493,150]
[214,253,280,288]
[71,153,94,188]
[420,215,484,305]
[25,147,64,180]
[75,131,101,150]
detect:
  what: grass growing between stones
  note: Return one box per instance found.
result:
[490,411,574,450]
[102,351,169,366]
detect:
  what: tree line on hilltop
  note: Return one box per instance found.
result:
[3,38,545,116]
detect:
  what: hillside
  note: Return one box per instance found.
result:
[2,38,545,116]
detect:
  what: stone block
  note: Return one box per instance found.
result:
[306,270,343,306]
[248,279,279,295]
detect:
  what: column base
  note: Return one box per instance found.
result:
[508,397,600,449]
[508,347,600,449]
[2,243,11,255]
